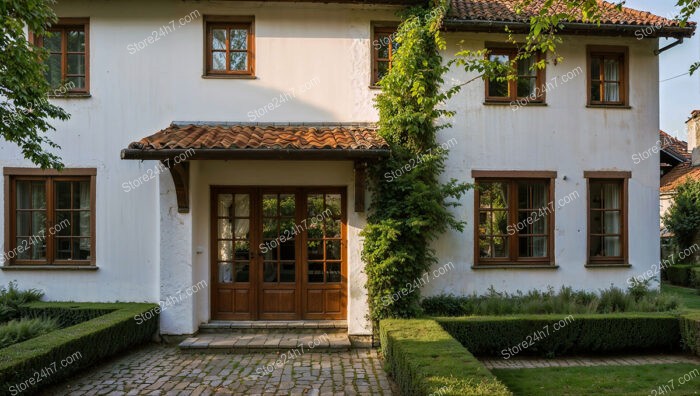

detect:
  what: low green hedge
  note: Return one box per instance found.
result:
[680,313,700,356]
[380,319,511,396]
[19,304,113,328]
[436,314,681,357]
[691,267,700,290]
[0,302,158,395]
[667,265,697,287]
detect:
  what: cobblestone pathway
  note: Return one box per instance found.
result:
[42,345,394,396]
[481,354,700,369]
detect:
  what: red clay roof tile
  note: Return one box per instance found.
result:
[661,162,700,193]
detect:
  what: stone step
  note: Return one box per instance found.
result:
[178,332,352,354]
[198,320,348,334]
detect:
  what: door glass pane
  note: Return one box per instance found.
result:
[307,240,323,260]
[280,194,295,216]
[234,219,250,239]
[326,240,341,261]
[280,262,295,283]
[263,194,278,216]
[326,194,341,217]
[308,262,324,283]
[263,262,278,282]
[218,219,232,239]
[325,218,341,238]
[280,239,295,261]
[218,241,232,261]
[326,262,341,283]
[234,194,249,217]
[307,194,324,217]
[263,218,278,239]
[234,241,250,260]
[235,262,249,282]
[218,262,233,283]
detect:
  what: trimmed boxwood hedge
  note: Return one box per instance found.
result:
[667,265,697,287]
[380,319,511,396]
[691,267,700,290]
[436,314,681,357]
[0,302,158,395]
[18,304,113,328]
[680,313,700,356]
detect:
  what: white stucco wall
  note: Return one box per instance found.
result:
[0,0,662,334]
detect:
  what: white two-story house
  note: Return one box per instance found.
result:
[0,0,694,342]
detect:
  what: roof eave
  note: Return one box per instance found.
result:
[120,148,391,161]
[443,19,696,39]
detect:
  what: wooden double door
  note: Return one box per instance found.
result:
[211,187,347,320]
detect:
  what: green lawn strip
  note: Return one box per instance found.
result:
[380,319,511,396]
[0,302,158,394]
[663,284,700,311]
[493,364,700,396]
[436,313,680,357]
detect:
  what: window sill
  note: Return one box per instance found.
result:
[585,263,631,268]
[472,264,559,270]
[369,85,381,90]
[483,101,547,107]
[202,74,257,80]
[48,93,91,99]
[1,265,98,271]
[586,104,631,109]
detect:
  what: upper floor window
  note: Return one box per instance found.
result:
[587,46,628,106]
[3,168,96,266]
[371,26,397,86]
[33,18,89,94]
[473,171,556,267]
[205,16,255,77]
[485,48,545,103]
[586,171,630,265]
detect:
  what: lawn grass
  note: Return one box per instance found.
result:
[493,364,700,396]
[662,284,700,311]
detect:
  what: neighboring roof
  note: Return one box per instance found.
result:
[660,162,700,193]
[445,0,696,38]
[121,123,390,160]
[660,130,691,162]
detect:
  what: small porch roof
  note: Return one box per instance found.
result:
[120,122,390,161]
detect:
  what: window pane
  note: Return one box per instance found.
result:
[263,194,278,216]
[73,238,90,260]
[604,82,620,102]
[590,57,601,79]
[604,58,619,80]
[234,219,249,239]
[16,238,30,260]
[230,52,247,71]
[307,240,323,260]
[230,29,247,50]
[519,236,547,258]
[480,183,508,209]
[55,182,71,209]
[603,211,621,234]
[308,262,324,283]
[56,211,71,236]
[218,219,232,239]
[325,218,341,238]
[326,240,341,260]
[218,240,232,261]
[591,82,602,102]
[56,238,71,260]
[280,194,295,216]
[44,33,62,52]
[67,54,85,75]
[212,29,226,50]
[234,241,249,260]
[46,53,62,88]
[212,52,226,70]
[235,262,249,282]
[377,35,390,59]
[217,194,233,217]
[591,182,621,209]
[235,194,250,217]
[67,30,85,52]
[308,222,323,239]
[74,181,90,209]
[516,77,536,98]
[493,237,508,257]
[377,61,389,81]
[517,57,535,76]
[326,194,341,217]
[263,218,278,239]
[17,181,46,209]
[280,239,295,261]
[488,78,509,98]
[66,76,85,89]
[16,212,31,236]
[518,182,547,209]
[33,211,47,235]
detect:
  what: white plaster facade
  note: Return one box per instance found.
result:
[0,0,664,335]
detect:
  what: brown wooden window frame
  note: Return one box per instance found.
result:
[484,47,546,103]
[3,168,96,267]
[204,16,255,78]
[31,18,90,95]
[370,24,398,87]
[472,171,557,267]
[585,171,630,266]
[586,45,629,107]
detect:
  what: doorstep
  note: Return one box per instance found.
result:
[179,332,352,354]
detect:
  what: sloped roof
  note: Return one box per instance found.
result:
[445,0,695,38]
[660,130,691,162]
[660,162,700,193]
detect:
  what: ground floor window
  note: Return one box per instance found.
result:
[585,171,630,265]
[3,168,96,266]
[473,171,556,266]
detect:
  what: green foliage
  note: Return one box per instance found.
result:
[0,302,158,394]
[691,267,700,292]
[422,286,680,316]
[667,265,698,287]
[680,312,700,355]
[0,0,68,169]
[663,179,700,250]
[363,1,470,324]
[0,317,59,349]
[437,314,682,357]
[380,319,512,396]
[19,304,113,328]
[0,282,44,323]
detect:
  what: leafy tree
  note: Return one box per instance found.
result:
[663,179,700,250]
[0,0,68,169]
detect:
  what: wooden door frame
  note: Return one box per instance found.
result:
[210,186,348,321]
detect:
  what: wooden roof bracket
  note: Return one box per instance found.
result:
[163,161,190,213]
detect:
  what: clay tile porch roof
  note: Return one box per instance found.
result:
[661,162,700,193]
[660,130,691,162]
[445,0,696,38]
[121,122,390,160]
